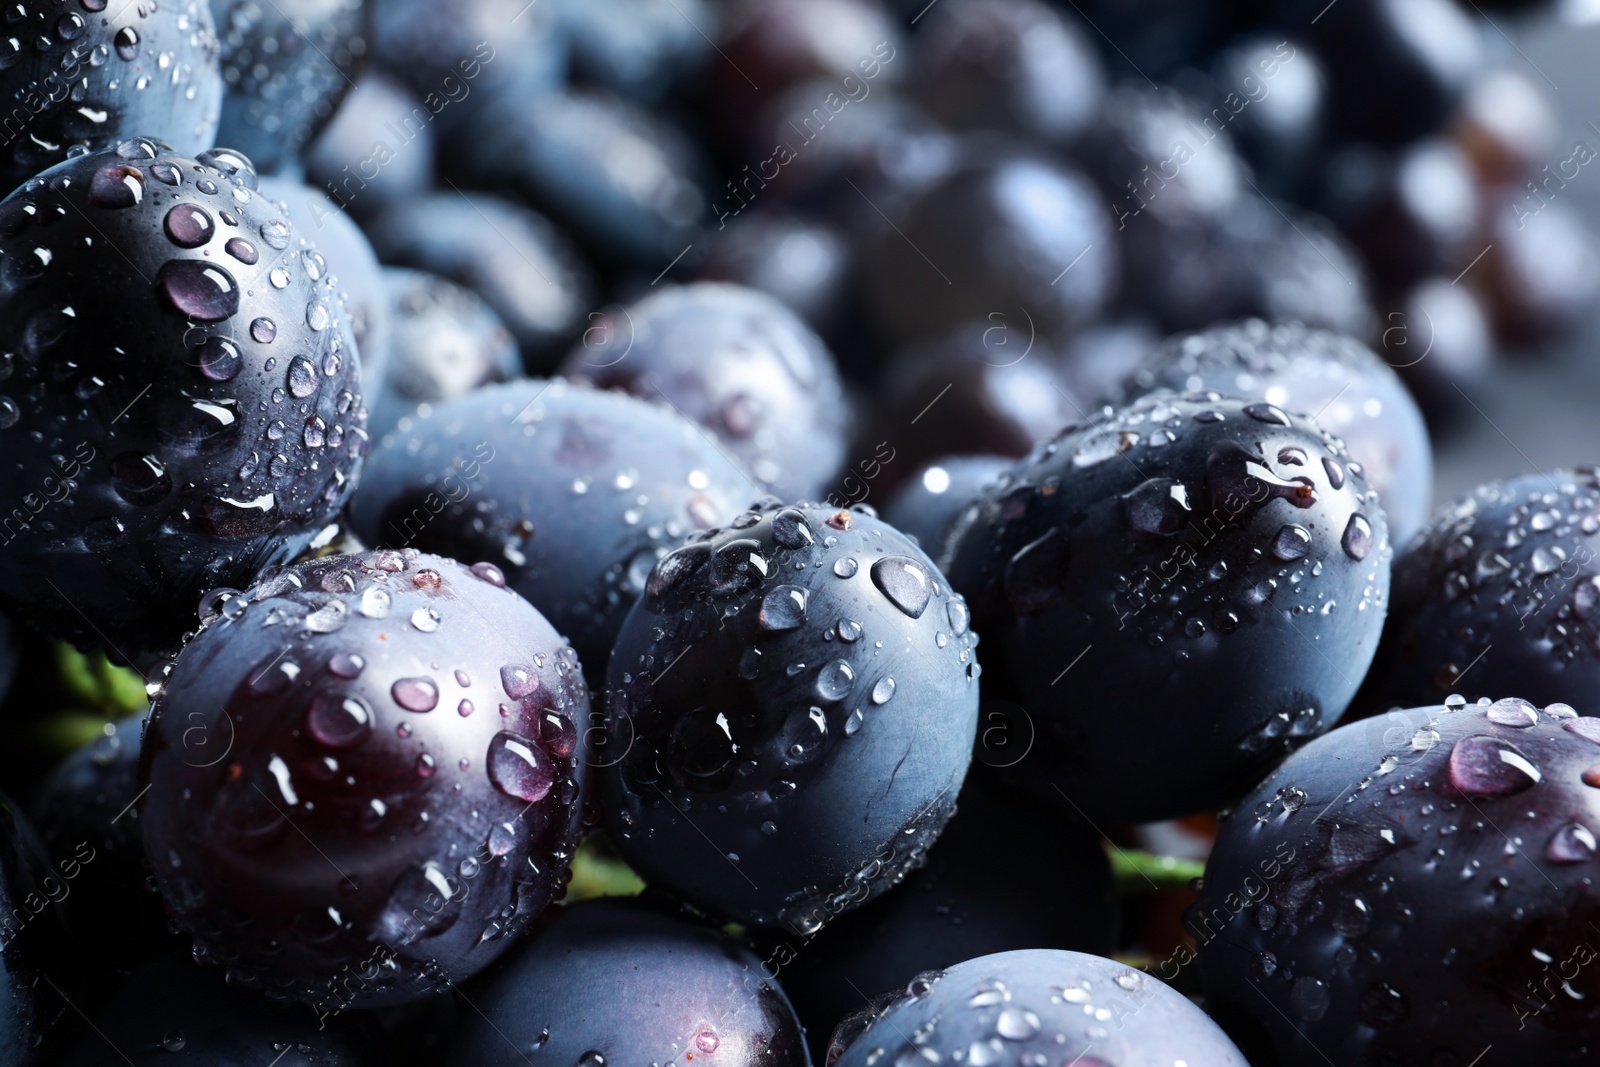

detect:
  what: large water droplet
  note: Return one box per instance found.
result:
[195,337,242,381]
[392,677,439,713]
[112,25,139,60]
[88,165,143,209]
[486,731,554,802]
[110,451,170,505]
[306,692,373,749]
[772,507,814,548]
[1447,735,1541,797]
[1271,524,1312,562]
[1343,514,1373,561]
[377,862,462,946]
[159,259,239,322]
[1122,477,1190,536]
[286,356,317,399]
[163,203,212,247]
[815,660,855,702]
[1546,822,1598,863]
[759,585,808,631]
[1290,976,1330,1021]
[1486,698,1538,728]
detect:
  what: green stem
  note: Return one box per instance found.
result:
[1110,848,1205,893]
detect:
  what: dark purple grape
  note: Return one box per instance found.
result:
[910,0,1103,144]
[828,949,1246,1067]
[447,87,709,268]
[0,1,222,195]
[1474,198,1600,349]
[363,191,593,371]
[946,391,1392,823]
[1116,319,1433,547]
[605,501,980,934]
[211,0,366,174]
[883,456,1013,563]
[561,282,848,503]
[697,211,854,342]
[1363,470,1600,712]
[347,379,752,679]
[366,267,520,437]
[139,550,589,1009]
[1194,698,1600,1064]
[862,151,1117,344]
[0,143,364,660]
[449,898,809,1066]
[861,323,1079,503]
[305,74,436,222]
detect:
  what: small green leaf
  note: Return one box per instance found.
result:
[1109,847,1205,893]
[566,833,646,902]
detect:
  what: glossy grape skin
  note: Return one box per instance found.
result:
[828,949,1246,1067]
[0,143,365,661]
[561,283,848,503]
[1115,319,1432,547]
[363,191,593,371]
[946,391,1392,823]
[1195,699,1600,1065]
[605,501,980,934]
[139,550,589,1010]
[211,0,366,175]
[0,1,222,196]
[883,456,1013,566]
[347,379,752,680]
[449,898,810,1067]
[1362,470,1600,713]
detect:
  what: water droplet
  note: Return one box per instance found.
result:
[1073,429,1138,467]
[872,556,932,618]
[1342,514,1373,561]
[392,678,439,713]
[260,218,291,250]
[870,677,896,705]
[759,585,808,631]
[358,587,391,619]
[1486,698,1538,728]
[113,25,139,60]
[837,619,862,643]
[1291,976,1330,1021]
[1547,822,1598,863]
[772,507,814,548]
[163,203,212,247]
[471,562,505,587]
[501,665,538,700]
[1359,983,1408,1029]
[411,607,441,633]
[833,557,859,578]
[88,164,142,207]
[1448,735,1541,797]
[1243,402,1292,426]
[1122,477,1190,535]
[159,259,239,321]
[1272,524,1312,562]
[377,862,462,945]
[162,1030,186,1053]
[328,652,365,679]
[995,1008,1039,1040]
[815,660,855,702]
[486,731,553,802]
[306,692,372,749]
[283,357,316,400]
[193,336,242,382]
[110,451,170,505]
[225,236,258,265]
